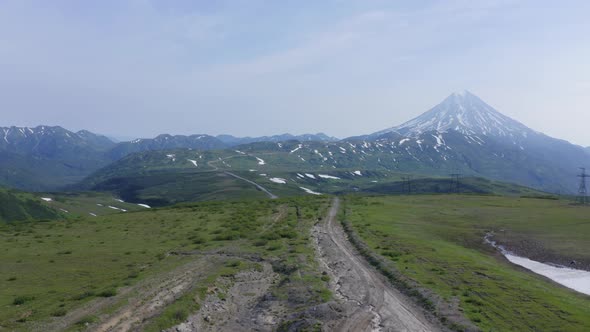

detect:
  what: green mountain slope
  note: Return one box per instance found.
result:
[76,146,546,205]
[0,187,61,223]
[5,92,590,194]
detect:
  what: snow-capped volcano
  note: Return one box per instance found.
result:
[374,90,533,139]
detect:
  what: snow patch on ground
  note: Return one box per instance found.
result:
[485,234,590,296]
[137,204,151,208]
[187,159,198,167]
[318,174,340,180]
[305,173,316,179]
[504,254,590,296]
[59,208,69,213]
[352,170,362,176]
[108,206,127,212]
[299,187,322,195]
[290,144,303,153]
[256,157,266,165]
[41,197,52,202]
[269,177,287,184]
[89,213,97,217]
[115,198,125,203]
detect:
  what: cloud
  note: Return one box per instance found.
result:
[0,0,589,143]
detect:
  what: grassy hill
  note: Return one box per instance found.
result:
[0,196,331,330]
[76,147,547,206]
[33,192,149,218]
[0,188,62,223]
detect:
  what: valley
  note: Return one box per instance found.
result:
[2,92,590,331]
[3,2,590,330]
[2,192,590,331]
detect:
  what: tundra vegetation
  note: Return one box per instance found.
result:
[0,196,331,330]
[343,194,590,331]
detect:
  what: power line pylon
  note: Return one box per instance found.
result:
[401,176,412,194]
[578,167,589,204]
[449,173,461,193]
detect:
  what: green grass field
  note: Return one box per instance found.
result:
[0,196,331,330]
[343,194,590,331]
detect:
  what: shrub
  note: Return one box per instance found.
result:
[253,239,268,247]
[13,296,34,305]
[191,236,205,244]
[212,232,239,241]
[98,289,117,297]
[51,308,67,317]
[225,259,241,268]
[278,230,298,239]
[173,309,188,322]
[72,291,95,300]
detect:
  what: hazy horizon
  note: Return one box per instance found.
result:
[2,1,590,145]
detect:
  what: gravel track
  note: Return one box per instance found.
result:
[314,198,440,332]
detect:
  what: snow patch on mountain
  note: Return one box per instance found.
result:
[108,206,127,212]
[269,177,287,184]
[300,187,321,195]
[318,174,340,180]
[290,144,303,153]
[373,91,535,142]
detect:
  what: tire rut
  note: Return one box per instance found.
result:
[313,198,440,332]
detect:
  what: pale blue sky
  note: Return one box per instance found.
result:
[1,0,590,144]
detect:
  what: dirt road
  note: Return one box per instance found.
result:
[314,198,440,332]
[39,258,219,332]
[205,156,278,199]
[224,171,278,199]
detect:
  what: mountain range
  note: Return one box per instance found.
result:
[2,91,589,194]
[0,126,338,190]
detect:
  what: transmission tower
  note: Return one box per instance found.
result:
[449,173,461,193]
[401,176,412,194]
[578,167,589,204]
